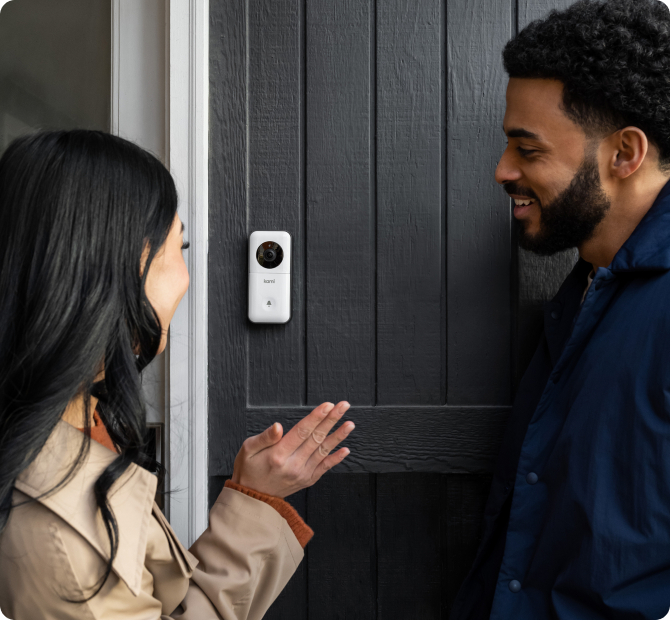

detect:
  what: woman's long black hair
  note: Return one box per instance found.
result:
[0,130,178,596]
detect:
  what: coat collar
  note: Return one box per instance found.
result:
[611,179,670,273]
[14,421,157,597]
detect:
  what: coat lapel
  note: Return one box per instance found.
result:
[152,504,199,576]
[15,421,157,597]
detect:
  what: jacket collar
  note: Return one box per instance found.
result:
[611,179,670,273]
[14,421,157,596]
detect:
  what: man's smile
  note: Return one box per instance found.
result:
[508,193,538,218]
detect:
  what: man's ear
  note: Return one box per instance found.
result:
[608,127,649,179]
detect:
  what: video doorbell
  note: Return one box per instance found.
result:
[248,231,291,324]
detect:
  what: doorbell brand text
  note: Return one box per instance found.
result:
[264,279,275,283]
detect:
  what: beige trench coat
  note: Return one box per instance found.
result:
[0,422,303,619]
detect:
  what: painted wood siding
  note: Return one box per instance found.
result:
[208,0,578,617]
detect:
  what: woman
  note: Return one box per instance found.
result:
[0,130,354,619]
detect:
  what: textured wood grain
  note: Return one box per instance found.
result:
[307,475,376,619]
[246,406,510,473]
[208,0,524,614]
[519,0,578,27]
[208,0,248,475]
[447,0,513,405]
[247,0,305,407]
[305,0,375,406]
[377,474,444,618]
[445,474,492,611]
[376,0,444,405]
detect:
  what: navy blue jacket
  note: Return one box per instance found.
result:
[451,180,670,620]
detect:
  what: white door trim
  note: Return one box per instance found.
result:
[110,0,209,547]
[111,0,167,162]
[167,0,209,546]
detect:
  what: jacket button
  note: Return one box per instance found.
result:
[504,483,511,492]
[550,310,561,320]
[526,472,538,485]
[509,580,521,593]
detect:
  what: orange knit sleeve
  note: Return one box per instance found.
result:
[77,411,118,453]
[224,480,314,548]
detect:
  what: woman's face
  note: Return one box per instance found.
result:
[144,212,190,354]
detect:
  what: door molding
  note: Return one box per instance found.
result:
[111,0,209,545]
[167,0,209,546]
[247,406,510,474]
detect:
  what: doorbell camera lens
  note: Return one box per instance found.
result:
[256,241,284,269]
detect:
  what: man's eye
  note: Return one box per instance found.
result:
[518,147,537,157]
[181,241,190,250]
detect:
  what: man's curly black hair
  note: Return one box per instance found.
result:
[503,0,670,169]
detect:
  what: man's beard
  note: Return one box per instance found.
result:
[507,153,611,256]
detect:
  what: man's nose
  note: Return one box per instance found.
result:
[495,150,522,185]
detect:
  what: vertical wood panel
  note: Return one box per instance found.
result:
[247,0,305,406]
[445,474,492,612]
[447,0,513,405]
[209,0,532,616]
[307,475,377,619]
[377,474,445,618]
[376,0,444,405]
[208,0,248,475]
[519,0,578,27]
[514,0,580,384]
[305,0,374,405]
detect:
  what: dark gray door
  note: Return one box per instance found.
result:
[208,0,576,617]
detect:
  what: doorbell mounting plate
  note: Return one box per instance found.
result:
[248,231,291,324]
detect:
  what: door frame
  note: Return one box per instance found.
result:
[111,0,209,546]
[166,0,210,547]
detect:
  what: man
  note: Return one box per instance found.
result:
[450,1,670,618]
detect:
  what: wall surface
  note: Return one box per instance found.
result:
[208,0,578,617]
[0,0,110,152]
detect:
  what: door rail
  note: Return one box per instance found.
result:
[245,406,511,474]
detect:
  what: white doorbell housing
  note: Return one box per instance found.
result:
[248,231,291,324]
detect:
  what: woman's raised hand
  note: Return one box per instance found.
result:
[231,401,354,498]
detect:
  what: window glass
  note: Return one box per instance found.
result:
[0,0,110,154]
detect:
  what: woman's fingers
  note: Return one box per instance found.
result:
[242,422,283,457]
[305,419,355,472]
[276,402,335,456]
[292,401,350,462]
[310,447,351,483]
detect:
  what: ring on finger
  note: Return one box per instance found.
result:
[312,429,327,444]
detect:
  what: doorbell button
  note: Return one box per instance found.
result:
[249,273,289,322]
